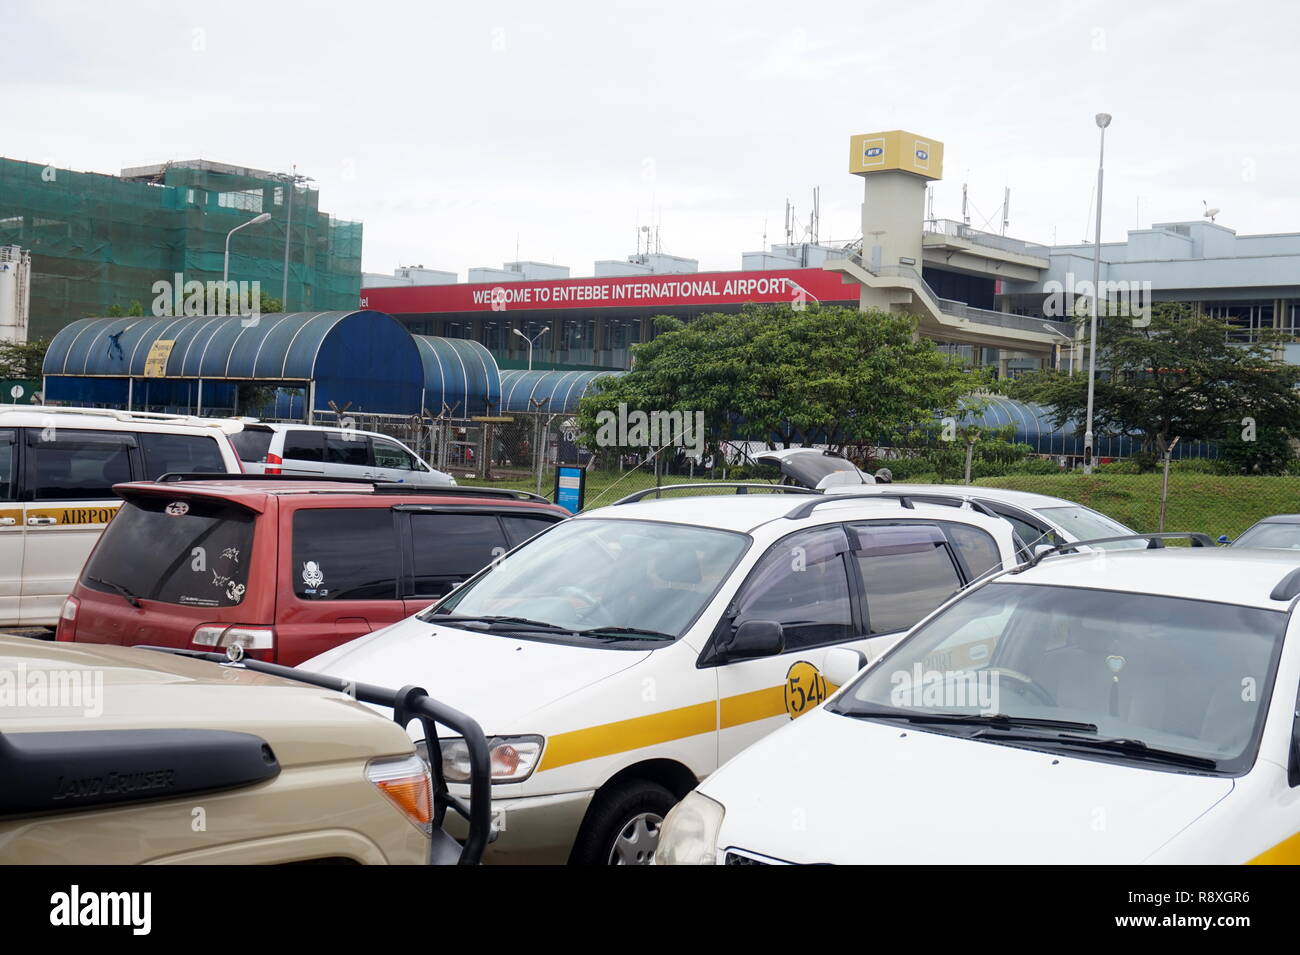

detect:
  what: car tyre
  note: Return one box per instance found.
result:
[570,779,676,866]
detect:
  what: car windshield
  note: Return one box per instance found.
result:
[1035,505,1145,549]
[424,518,749,644]
[1234,522,1300,550]
[830,581,1285,774]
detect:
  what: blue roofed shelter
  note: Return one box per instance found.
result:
[42,310,426,419]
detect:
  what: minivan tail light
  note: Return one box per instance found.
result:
[191,624,276,661]
[56,596,80,642]
[265,451,282,475]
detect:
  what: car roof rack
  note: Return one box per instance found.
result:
[612,483,820,505]
[3,404,234,429]
[784,490,1002,521]
[1013,531,1216,571]
[151,473,555,504]
[1269,568,1300,601]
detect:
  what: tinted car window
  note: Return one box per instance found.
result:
[325,431,368,467]
[27,429,134,500]
[411,513,510,598]
[501,514,560,546]
[851,523,962,635]
[733,525,855,651]
[943,522,1002,580]
[0,430,15,500]
[293,508,399,600]
[82,495,254,607]
[230,428,273,463]
[139,432,226,477]
[282,430,324,462]
[373,437,416,470]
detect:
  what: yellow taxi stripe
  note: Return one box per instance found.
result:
[1248,831,1300,864]
[540,700,717,771]
[537,676,841,772]
[24,504,120,525]
[720,685,787,728]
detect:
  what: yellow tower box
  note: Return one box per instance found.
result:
[849,130,944,180]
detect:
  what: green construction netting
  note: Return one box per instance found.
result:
[0,157,362,340]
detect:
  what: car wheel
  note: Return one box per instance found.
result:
[570,779,676,865]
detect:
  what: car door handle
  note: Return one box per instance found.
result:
[0,517,15,526]
[27,517,56,525]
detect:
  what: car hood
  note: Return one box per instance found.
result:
[704,708,1234,864]
[300,619,653,733]
[0,636,413,769]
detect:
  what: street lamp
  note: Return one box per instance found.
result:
[1083,112,1111,474]
[1041,322,1076,376]
[274,168,314,309]
[223,212,272,284]
[513,325,550,371]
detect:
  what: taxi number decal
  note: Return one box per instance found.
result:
[784,661,828,719]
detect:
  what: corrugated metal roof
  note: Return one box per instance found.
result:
[413,335,500,416]
[498,369,622,414]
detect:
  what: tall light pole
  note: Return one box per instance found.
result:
[1083,112,1111,474]
[223,212,271,284]
[513,325,549,371]
[276,168,313,310]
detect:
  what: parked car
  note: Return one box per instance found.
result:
[0,405,242,628]
[1225,514,1300,550]
[230,422,455,486]
[0,633,489,864]
[749,449,1143,554]
[299,483,1021,864]
[57,476,568,665]
[657,534,1300,865]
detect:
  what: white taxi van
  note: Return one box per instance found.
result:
[657,539,1300,865]
[0,405,240,627]
[302,484,1019,864]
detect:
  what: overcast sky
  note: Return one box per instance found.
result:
[9,0,1299,278]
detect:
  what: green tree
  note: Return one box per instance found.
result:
[0,337,50,380]
[578,304,983,460]
[1010,303,1300,462]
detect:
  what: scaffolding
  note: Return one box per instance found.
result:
[0,157,363,339]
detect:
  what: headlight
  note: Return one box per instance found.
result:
[431,735,544,784]
[655,791,725,865]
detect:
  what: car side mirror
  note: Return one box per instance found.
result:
[1033,543,1055,558]
[823,647,868,688]
[717,619,784,662]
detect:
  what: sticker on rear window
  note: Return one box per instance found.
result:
[301,561,328,598]
[165,501,189,517]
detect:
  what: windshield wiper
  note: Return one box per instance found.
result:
[976,732,1219,770]
[836,705,1098,734]
[425,613,574,633]
[86,575,142,609]
[575,626,675,641]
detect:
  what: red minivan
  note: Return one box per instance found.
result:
[57,476,569,665]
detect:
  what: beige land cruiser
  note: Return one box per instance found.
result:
[0,635,490,864]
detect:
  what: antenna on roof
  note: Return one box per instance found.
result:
[961,183,970,226]
[1202,199,1220,223]
[1001,187,1011,236]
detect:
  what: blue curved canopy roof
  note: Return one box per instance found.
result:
[953,395,1213,459]
[42,310,427,417]
[413,336,500,416]
[499,369,623,414]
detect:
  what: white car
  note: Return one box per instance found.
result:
[827,483,1145,554]
[657,538,1300,864]
[0,405,242,627]
[301,484,1020,864]
[229,422,455,486]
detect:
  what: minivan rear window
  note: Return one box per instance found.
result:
[140,432,227,476]
[82,495,255,607]
[229,428,273,463]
